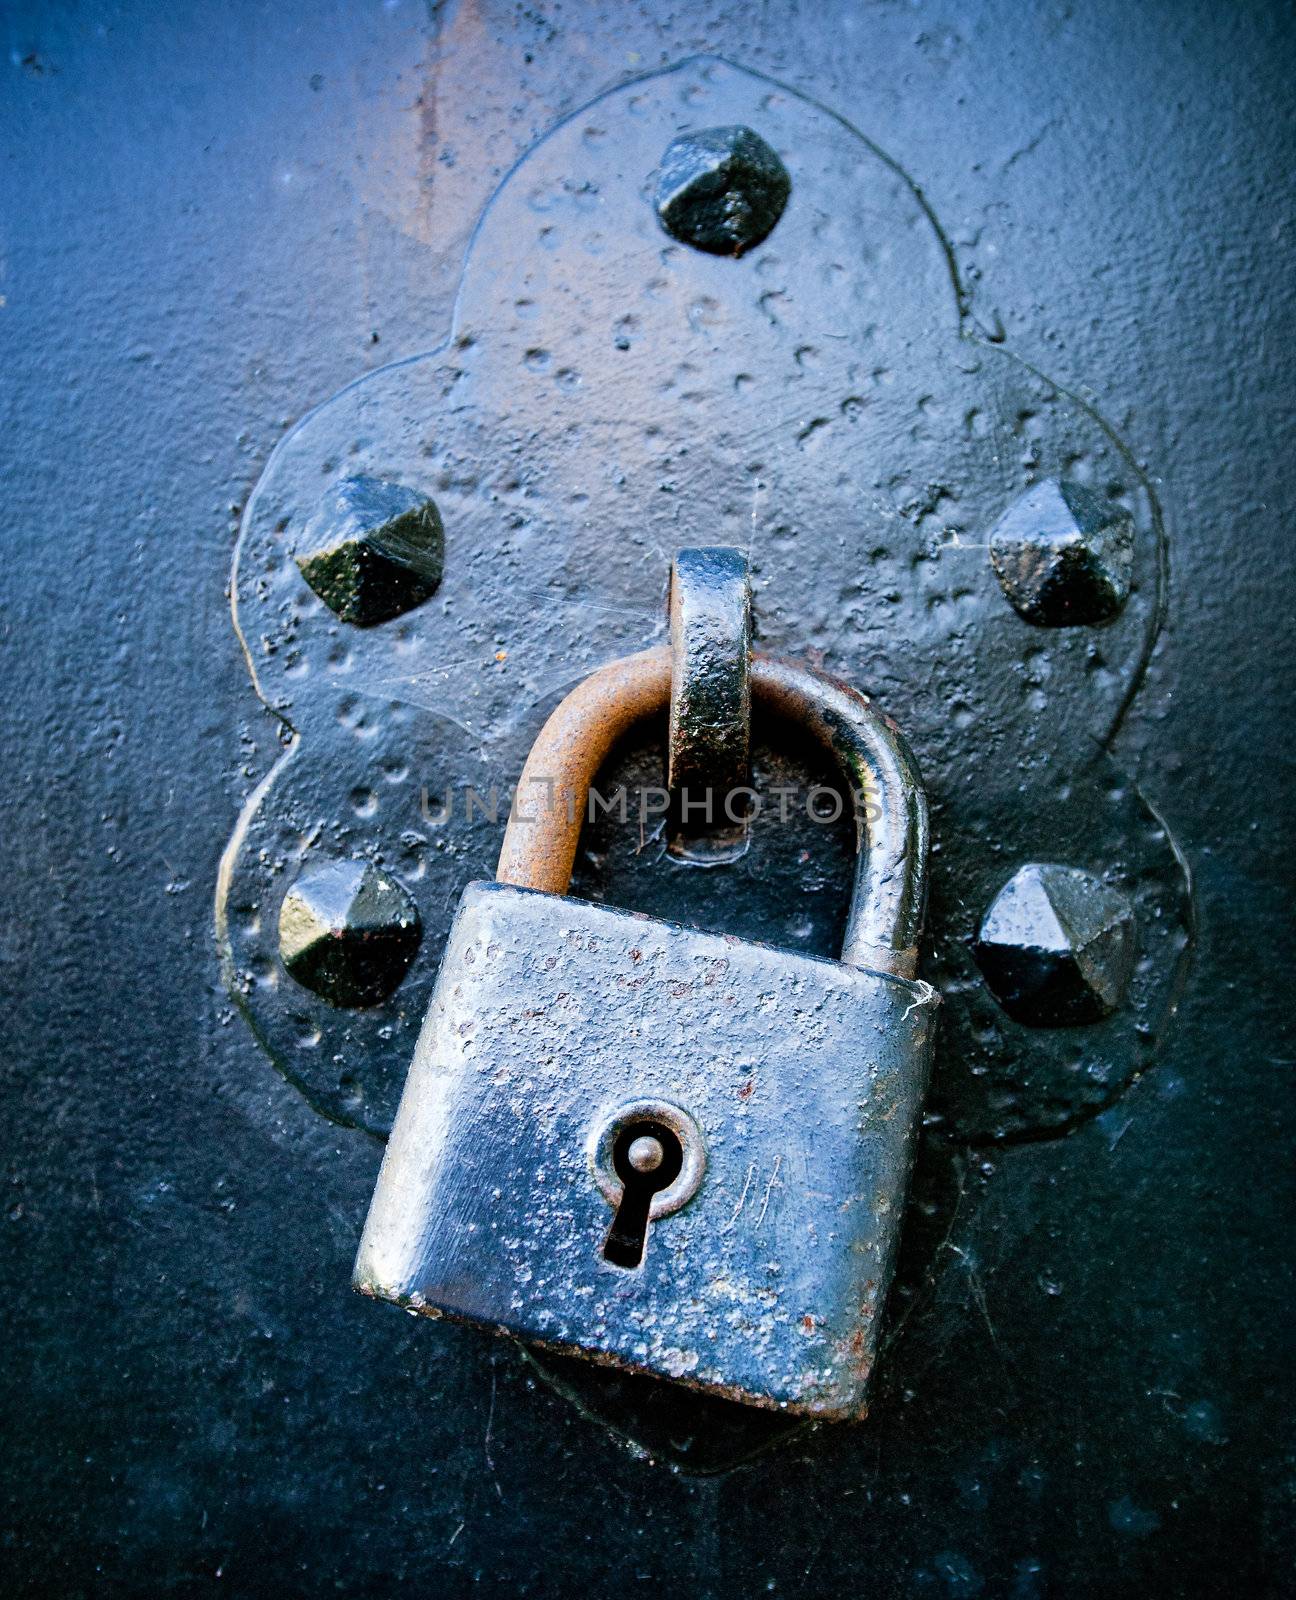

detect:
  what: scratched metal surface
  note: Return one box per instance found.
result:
[2,1,1293,1595]
[356,883,938,1416]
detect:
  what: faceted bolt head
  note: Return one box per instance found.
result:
[655,125,791,257]
[279,859,422,1008]
[988,478,1133,626]
[973,863,1135,1027]
[295,476,444,627]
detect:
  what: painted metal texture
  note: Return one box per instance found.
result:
[3,1,1293,1594]
[357,882,938,1416]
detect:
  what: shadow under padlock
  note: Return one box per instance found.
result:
[525,1124,968,1471]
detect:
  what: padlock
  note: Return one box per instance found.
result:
[354,645,938,1419]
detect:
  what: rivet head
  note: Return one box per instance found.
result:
[988,478,1133,626]
[626,1134,666,1175]
[974,863,1135,1027]
[295,476,443,626]
[654,125,791,257]
[279,858,422,1008]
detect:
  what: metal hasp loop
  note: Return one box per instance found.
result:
[497,646,929,979]
[667,546,752,806]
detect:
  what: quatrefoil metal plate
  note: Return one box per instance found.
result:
[219,55,1190,1155]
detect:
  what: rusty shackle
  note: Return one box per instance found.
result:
[495,646,929,979]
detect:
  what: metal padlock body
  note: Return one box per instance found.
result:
[355,647,938,1418]
[356,880,937,1416]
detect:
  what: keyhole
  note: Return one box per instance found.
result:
[602,1120,684,1269]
